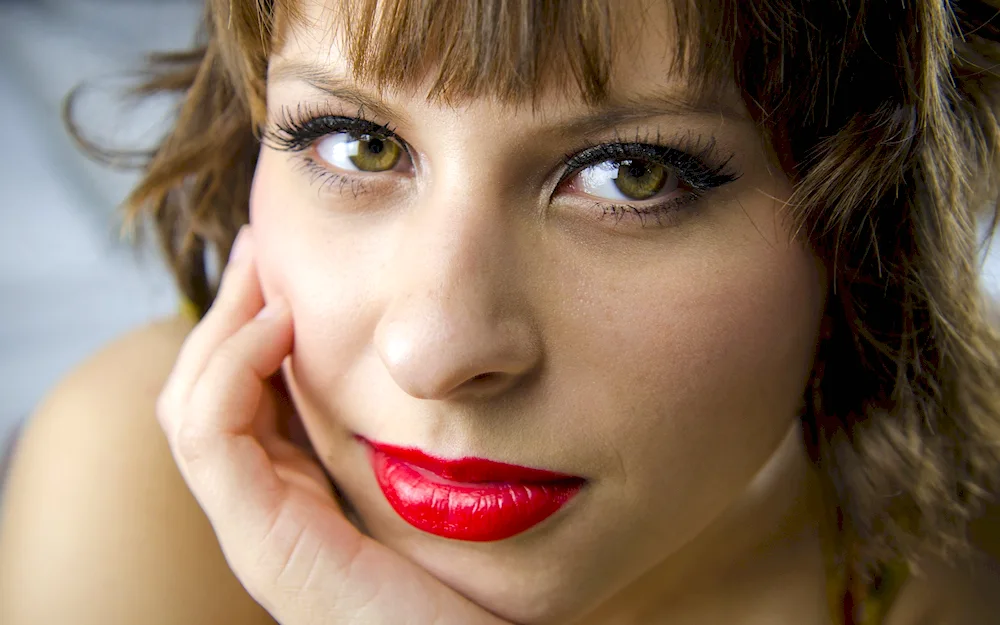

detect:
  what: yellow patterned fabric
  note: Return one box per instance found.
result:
[820,502,909,625]
[179,296,202,323]
[825,554,908,625]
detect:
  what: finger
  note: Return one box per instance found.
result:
[180,225,266,374]
[254,386,338,502]
[159,226,264,430]
[181,299,292,449]
[253,374,297,447]
[172,299,294,525]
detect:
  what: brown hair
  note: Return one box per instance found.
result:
[70,0,1000,575]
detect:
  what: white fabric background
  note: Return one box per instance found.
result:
[0,0,201,435]
[1,0,999,441]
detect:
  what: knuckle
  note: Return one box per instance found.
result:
[203,340,243,380]
[174,419,212,463]
[154,389,176,431]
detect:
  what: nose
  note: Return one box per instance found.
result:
[373,193,543,401]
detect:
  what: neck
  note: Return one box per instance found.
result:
[572,423,832,625]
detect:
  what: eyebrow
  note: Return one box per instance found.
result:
[269,59,750,135]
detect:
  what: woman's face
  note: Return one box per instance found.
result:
[251,1,827,622]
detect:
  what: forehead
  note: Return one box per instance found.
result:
[271,0,736,109]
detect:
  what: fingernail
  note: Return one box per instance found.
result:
[229,226,250,262]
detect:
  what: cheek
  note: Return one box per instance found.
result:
[564,227,825,496]
[525,219,826,580]
[249,150,380,389]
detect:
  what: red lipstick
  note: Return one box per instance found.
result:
[360,437,585,542]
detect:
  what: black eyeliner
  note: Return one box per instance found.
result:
[559,135,741,192]
[263,104,406,154]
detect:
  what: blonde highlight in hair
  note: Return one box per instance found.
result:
[70,0,1000,574]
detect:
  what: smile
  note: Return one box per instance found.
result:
[359,437,586,541]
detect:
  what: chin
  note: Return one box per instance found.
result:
[400,543,593,624]
[355,499,621,625]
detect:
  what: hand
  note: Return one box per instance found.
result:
[157,226,513,625]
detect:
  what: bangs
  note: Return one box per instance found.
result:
[267,0,734,106]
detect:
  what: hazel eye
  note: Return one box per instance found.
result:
[315,133,405,172]
[568,159,679,202]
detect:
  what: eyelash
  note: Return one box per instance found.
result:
[262,104,742,230]
[558,131,740,229]
[261,104,406,197]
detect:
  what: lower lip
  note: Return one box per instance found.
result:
[366,445,584,542]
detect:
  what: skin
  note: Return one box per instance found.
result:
[3,1,1000,624]
[247,0,829,622]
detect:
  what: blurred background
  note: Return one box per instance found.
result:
[0,0,201,438]
[1,0,999,446]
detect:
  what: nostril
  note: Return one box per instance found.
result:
[460,371,526,398]
[471,372,506,389]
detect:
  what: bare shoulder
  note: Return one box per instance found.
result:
[0,316,277,625]
[887,543,1000,625]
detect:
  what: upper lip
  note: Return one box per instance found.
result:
[359,436,585,484]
